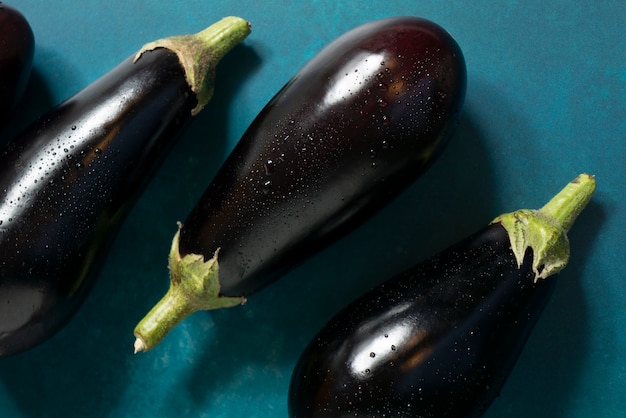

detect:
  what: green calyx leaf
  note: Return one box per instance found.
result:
[491,173,596,282]
[167,224,245,311]
[492,209,569,281]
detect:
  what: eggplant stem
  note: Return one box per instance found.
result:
[538,173,596,233]
[134,16,251,115]
[133,284,197,354]
[133,224,245,353]
[491,173,596,282]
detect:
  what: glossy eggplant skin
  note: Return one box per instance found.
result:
[0,49,196,356]
[288,223,556,418]
[180,17,466,297]
[0,2,35,128]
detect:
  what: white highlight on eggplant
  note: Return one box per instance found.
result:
[322,52,386,107]
[0,93,127,227]
[349,301,413,378]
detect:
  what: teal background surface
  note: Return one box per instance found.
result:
[1,1,624,417]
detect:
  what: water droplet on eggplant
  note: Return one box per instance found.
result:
[264,159,275,175]
[261,179,272,194]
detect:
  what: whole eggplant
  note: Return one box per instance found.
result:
[288,174,596,418]
[134,16,466,352]
[0,17,250,356]
[0,2,35,128]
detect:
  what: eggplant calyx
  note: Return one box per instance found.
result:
[133,223,245,353]
[491,173,596,282]
[134,16,251,116]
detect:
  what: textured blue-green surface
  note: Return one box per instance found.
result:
[1,1,624,417]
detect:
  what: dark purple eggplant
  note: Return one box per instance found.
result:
[0,2,35,128]
[288,174,596,418]
[133,16,466,353]
[0,17,250,356]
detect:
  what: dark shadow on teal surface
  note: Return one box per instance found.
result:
[0,43,261,418]
[181,109,499,407]
[0,68,54,146]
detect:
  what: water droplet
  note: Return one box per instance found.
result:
[261,179,272,194]
[264,159,275,175]
[378,83,388,91]
[94,148,102,154]
[377,98,388,108]
[71,125,77,130]
[391,345,397,351]
[369,352,376,358]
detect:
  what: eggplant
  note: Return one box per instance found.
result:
[0,2,35,128]
[133,16,466,353]
[0,17,250,356]
[288,174,596,418]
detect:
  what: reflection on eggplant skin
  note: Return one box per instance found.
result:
[344,301,439,380]
[321,52,386,108]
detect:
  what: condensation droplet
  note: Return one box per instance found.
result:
[264,159,275,175]
[261,179,272,194]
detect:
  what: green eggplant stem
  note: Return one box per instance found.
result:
[134,16,251,115]
[133,224,245,353]
[491,173,596,282]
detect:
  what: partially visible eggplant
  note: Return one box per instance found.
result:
[0,2,35,128]
[288,174,596,418]
[133,16,466,353]
[0,17,250,356]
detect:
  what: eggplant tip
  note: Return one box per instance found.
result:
[134,337,146,354]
